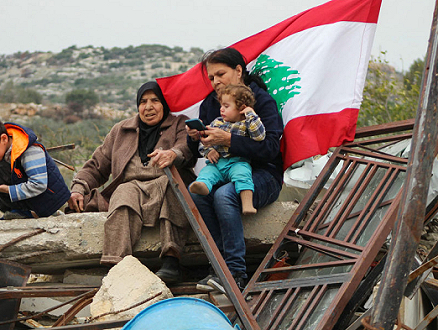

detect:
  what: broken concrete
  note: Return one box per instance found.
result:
[63,268,108,287]
[0,200,298,273]
[89,256,172,322]
[20,296,91,319]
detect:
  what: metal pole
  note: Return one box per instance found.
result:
[164,166,261,330]
[369,1,438,328]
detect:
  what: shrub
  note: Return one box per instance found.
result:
[0,81,43,104]
[65,89,99,118]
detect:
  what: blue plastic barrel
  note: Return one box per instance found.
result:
[122,297,241,330]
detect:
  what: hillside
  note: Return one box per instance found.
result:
[0,44,204,110]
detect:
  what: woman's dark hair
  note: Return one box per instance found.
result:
[201,48,267,91]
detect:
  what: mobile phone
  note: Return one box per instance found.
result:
[185,118,207,131]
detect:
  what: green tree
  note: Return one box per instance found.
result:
[17,88,43,104]
[0,81,16,103]
[358,54,422,127]
[65,89,99,118]
[0,81,43,104]
[404,57,424,91]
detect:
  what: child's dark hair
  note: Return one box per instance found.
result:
[218,85,256,109]
[0,121,7,137]
[201,48,267,91]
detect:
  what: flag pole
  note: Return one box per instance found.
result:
[368,0,438,328]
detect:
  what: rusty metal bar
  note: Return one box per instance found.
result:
[260,259,356,275]
[307,158,358,233]
[253,290,273,320]
[353,118,415,139]
[252,273,349,291]
[326,163,376,238]
[268,288,298,330]
[249,289,268,314]
[288,230,364,252]
[52,295,94,327]
[317,197,394,231]
[414,305,438,330]
[407,255,438,282]
[341,147,410,164]
[349,168,401,244]
[369,1,438,328]
[0,229,45,252]
[46,143,76,153]
[291,285,326,330]
[349,134,412,150]
[0,289,98,326]
[0,286,98,299]
[288,147,346,230]
[53,158,76,171]
[164,166,260,330]
[285,237,359,260]
[317,185,404,328]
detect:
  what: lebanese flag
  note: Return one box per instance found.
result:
[157,0,381,169]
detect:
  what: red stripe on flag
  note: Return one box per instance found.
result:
[158,63,211,113]
[280,108,359,169]
[158,0,381,113]
[231,0,381,63]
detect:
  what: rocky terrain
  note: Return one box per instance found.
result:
[0,44,204,110]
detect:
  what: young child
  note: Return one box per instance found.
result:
[189,84,265,215]
[0,121,70,219]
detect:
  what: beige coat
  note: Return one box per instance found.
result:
[71,113,196,217]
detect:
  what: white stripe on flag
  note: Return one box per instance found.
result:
[157,0,382,168]
[247,21,377,125]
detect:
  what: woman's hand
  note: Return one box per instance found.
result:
[149,149,177,168]
[186,125,201,141]
[201,127,231,148]
[68,192,84,213]
[207,149,220,163]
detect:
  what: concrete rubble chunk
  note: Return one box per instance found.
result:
[63,268,108,286]
[89,255,173,322]
[0,200,299,271]
[20,297,91,318]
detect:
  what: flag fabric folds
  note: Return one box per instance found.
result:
[157,0,382,169]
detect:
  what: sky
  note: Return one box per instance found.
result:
[1,0,436,72]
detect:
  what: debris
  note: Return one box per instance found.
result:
[89,255,172,322]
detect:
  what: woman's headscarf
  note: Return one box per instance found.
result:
[136,81,171,165]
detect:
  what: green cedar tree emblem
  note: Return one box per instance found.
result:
[251,54,301,118]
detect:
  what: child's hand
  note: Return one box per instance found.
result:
[240,106,255,115]
[207,149,220,163]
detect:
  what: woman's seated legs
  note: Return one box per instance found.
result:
[100,205,142,265]
[252,168,282,209]
[191,168,282,276]
[212,183,246,275]
[190,189,225,256]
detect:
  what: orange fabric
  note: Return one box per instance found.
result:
[266,257,291,281]
[5,125,29,171]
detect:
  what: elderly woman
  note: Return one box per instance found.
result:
[68,81,196,283]
[187,48,283,292]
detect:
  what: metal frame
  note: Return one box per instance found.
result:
[242,121,415,330]
[164,166,260,330]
